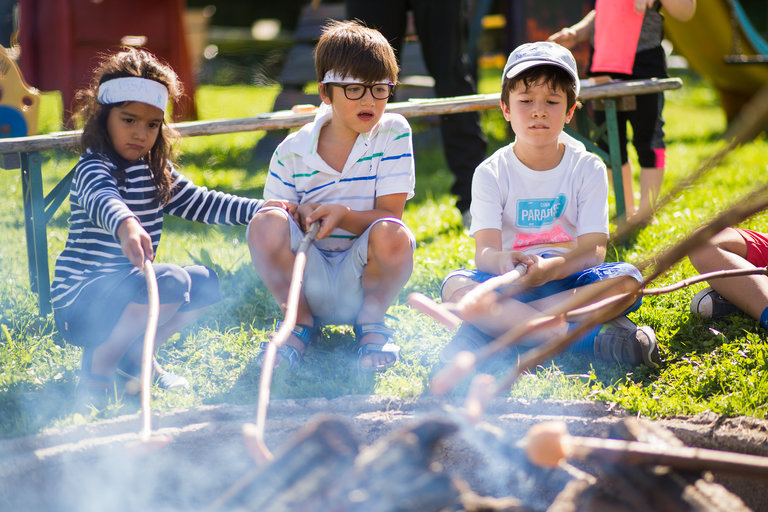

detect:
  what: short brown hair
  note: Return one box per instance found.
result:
[501,65,579,111]
[314,20,399,88]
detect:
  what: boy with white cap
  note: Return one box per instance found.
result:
[439,41,660,368]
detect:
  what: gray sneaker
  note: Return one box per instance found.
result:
[690,286,740,319]
[593,316,660,368]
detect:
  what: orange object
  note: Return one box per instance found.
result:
[0,46,40,137]
[591,0,645,75]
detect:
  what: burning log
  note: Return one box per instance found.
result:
[213,416,528,512]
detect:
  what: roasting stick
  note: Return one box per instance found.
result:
[243,222,320,464]
[430,265,768,399]
[139,259,160,441]
[522,421,768,479]
[408,263,529,329]
[125,260,171,454]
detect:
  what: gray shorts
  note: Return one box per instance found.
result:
[257,208,415,324]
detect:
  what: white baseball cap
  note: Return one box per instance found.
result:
[502,41,580,96]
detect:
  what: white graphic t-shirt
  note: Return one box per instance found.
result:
[469,132,608,257]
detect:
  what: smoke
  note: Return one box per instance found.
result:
[0,397,614,511]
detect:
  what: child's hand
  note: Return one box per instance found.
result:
[263,199,297,217]
[522,255,564,288]
[301,203,350,239]
[501,251,533,275]
[117,217,153,268]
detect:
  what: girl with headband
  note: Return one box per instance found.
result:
[51,47,295,408]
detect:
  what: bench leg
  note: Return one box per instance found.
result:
[21,151,52,316]
[603,99,627,224]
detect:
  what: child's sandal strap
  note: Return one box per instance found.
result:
[259,342,303,370]
[258,322,316,370]
[353,322,395,341]
[354,322,400,372]
[277,321,316,346]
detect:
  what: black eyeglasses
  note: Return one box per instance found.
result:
[327,82,395,100]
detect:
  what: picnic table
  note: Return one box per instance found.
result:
[0,77,681,315]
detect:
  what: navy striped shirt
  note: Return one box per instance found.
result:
[51,151,263,309]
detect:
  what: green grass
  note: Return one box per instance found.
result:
[1,69,767,438]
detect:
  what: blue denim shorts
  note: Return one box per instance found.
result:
[54,263,220,348]
[442,261,643,314]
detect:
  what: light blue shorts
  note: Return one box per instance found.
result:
[259,208,415,324]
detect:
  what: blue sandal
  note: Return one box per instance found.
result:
[259,321,316,371]
[354,322,400,372]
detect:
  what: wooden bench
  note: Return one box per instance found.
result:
[253,2,436,161]
[0,77,682,316]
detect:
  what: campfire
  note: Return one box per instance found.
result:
[2,395,768,511]
[3,84,767,512]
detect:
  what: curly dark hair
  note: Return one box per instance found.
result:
[74,47,182,205]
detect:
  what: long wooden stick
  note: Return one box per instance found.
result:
[523,421,768,479]
[244,222,320,464]
[429,264,768,397]
[125,260,171,455]
[139,259,159,441]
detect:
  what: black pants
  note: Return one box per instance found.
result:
[347,0,487,213]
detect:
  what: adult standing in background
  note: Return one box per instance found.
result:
[346,0,487,225]
[549,0,696,226]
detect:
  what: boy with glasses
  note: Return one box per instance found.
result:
[248,20,416,373]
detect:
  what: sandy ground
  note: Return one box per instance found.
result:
[1,396,767,511]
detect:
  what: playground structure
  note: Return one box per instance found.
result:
[663,0,768,122]
[2,0,765,132]
[15,0,198,127]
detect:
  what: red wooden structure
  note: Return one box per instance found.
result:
[18,0,197,127]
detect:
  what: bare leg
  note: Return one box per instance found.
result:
[441,274,639,346]
[630,166,663,224]
[689,227,768,320]
[356,221,414,368]
[121,307,209,372]
[620,162,635,219]
[86,301,183,388]
[248,210,314,358]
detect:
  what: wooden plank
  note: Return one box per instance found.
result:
[0,78,682,154]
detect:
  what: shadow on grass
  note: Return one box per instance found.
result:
[213,326,377,405]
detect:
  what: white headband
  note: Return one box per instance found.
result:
[321,70,392,84]
[97,77,169,113]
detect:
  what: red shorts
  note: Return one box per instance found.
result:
[735,228,768,267]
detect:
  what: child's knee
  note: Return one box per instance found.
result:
[247,208,290,250]
[368,220,413,263]
[441,275,476,303]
